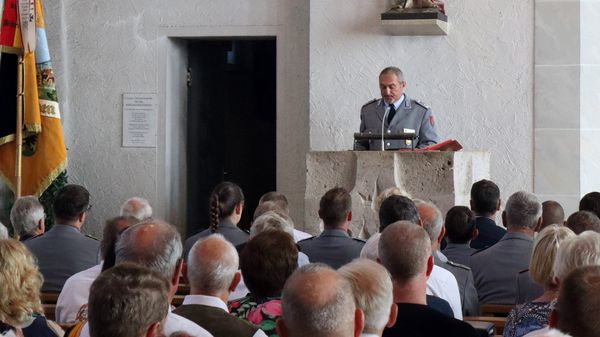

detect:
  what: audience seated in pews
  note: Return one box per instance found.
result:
[77,220,212,337]
[417,201,480,317]
[10,196,45,241]
[55,215,138,324]
[471,191,542,304]
[87,263,169,337]
[184,182,248,258]
[257,191,312,242]
[505,225,575,337]
[174,234,267,337]
[276,263,363,337]
[0,239,63,337]
[378,221,478,337]
[564,211,600,234]
[540,201,565,230]
[339,259,398,337]
[119,197,153,221]
[297,187,365,269]
[24,184,99,292]
[442,206,477,267]
[469,179,506,250]
[229,230,298,336]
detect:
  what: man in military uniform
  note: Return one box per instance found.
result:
[298,187,365,269]
[10,196,46,241]
[25,184,99,292]
[356,67,439,150]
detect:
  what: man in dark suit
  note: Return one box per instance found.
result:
[469,179,506,249]
[175,234,266,337]
[470,191,542,304]
[25,184,99,292]
[379,221,477,337]
[298,187,364,269]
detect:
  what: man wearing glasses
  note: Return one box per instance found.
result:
[25,184,99,292]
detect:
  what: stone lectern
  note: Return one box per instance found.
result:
[304,151,490,239]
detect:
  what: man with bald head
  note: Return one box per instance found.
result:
[78,220,213,337]
[339,259,397,337]
[277,263,364,337]
[378,221,477,337]
[174,234,266,337]
[541,200,565,230]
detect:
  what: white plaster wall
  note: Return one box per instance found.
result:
[42,0,310,236]
[309,0,534,201]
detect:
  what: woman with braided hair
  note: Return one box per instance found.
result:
[183,182,248,259]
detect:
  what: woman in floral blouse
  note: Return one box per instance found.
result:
[229,230,298,337]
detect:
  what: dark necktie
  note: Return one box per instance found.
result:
[387,104,396,125]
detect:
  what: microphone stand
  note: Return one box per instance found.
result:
[381,106,390,151]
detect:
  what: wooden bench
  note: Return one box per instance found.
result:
[464,316,507,335]
[480,303,514,317]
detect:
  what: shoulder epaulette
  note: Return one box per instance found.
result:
[297,237,314,244]
[85,234,99,241]
[353,237,367,243]
[362,98,378,108]
[518,268,530,274]
[471,246,489,256]
[446,260,471,271]
[414,100,430,109]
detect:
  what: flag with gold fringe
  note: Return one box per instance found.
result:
[0,0,67,197]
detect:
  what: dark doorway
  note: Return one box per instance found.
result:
[186,38,276,237]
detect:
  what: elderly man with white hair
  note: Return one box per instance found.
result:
[77,220,213,337]
[276,263,364,337]
[174,234,267,337]
[10,196,45,241]
[339,259,397,337]
[119,197,152,220]
[471,191,543,304]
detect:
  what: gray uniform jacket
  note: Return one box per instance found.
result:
[470,232,534,304]
[434,254,480,316]
[184,219,249,260]
[297,229,365,269]
[356,94,439,150]
[515,269,544,304]
[24,224,99,292]
[442,243,477,268]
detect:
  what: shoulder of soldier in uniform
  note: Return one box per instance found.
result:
[362,98,378,108]
[470,246,490,256]
[446,260,471,271]
[352,237,366,244]
[413,100,430,110]
[85,234,99,241]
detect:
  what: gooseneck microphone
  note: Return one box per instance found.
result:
[381,105,390,151]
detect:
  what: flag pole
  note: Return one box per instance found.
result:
[15,54,24,198]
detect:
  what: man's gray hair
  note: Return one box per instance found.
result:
[281,263,356,337]
[250,211,294,238]
[505,191,542,229]
[187,234,238,295]
[380,66,404,82]
[339,259,393,334]
[10,196,44,237]
[379,221,431,283]
[553,231,600,282]
[116,219,182,280]
[0,222,8,239]
[120,197,153,221]
[414,200,443,243]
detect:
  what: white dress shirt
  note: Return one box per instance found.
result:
[79,307,214,337]
[426,265,463,320]
[55,263,102,323]
[182,295,267,337]
[293,228,312,242]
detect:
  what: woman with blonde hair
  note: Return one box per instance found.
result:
[0,239,63,337]
[504,225,575,337]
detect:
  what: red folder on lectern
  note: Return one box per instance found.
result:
[422,139,462,151]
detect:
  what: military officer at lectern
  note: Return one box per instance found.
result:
[356,66,439,150]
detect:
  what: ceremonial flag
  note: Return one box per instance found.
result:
[0,0,67,196]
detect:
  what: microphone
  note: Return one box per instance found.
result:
[381,106,390,151]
